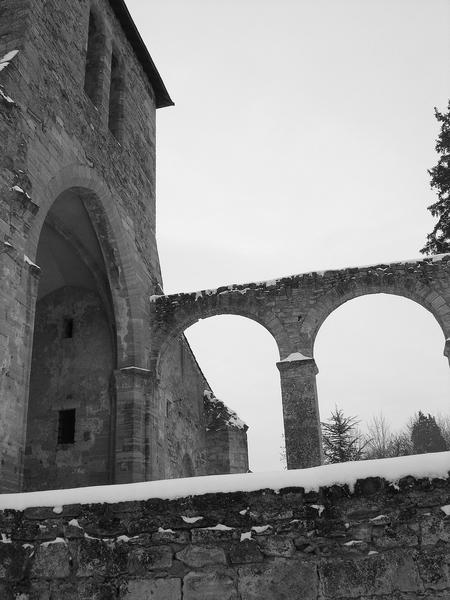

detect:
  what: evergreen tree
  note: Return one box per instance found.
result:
[422,101,450,255]
[321,407,367,464]
[411,411,447,454]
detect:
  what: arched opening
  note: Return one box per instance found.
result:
[84,9,105,106]
[24,189,117,491]
[184,315,284,472]
[108,50,125,140]
[314,294,450,455]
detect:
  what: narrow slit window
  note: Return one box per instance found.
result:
[84,10,103,105]
[58,409,76,445]
[108,52,124,140]
[63,318,74,339]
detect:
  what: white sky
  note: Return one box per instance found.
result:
[127,0,450,472]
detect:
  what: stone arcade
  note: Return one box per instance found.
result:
[1,0,450,495]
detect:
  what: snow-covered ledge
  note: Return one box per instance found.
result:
[0,452,449,511]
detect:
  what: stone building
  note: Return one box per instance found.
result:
[2,0,450,497]
[0,0,249,493]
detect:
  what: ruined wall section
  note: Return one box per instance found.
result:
[204,391,249,475]
[151,254,450,471]
[0,474,449,598]
[154,334,250,480]
[153,336,209,481]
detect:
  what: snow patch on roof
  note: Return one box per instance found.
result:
[204,390,247,430]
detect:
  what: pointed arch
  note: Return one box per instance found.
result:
[27,164,142,366]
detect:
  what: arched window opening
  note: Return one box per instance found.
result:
[84,9,104,106]
[25,189,116,492]
[108,51,124,140]
[184,315,284,473]
[314,294,450,460]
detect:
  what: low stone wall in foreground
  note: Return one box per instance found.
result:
[0,474,450,599]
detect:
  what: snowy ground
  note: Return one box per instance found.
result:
[0,452,449,512]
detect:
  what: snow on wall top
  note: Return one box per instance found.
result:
[0,452,449,512]
[279,352,313,363]
[150,253,450,304]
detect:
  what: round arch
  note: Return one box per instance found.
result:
[153,303,290,380]
[313,292,450,433]
[174,314,285,473]
[300,282,450,357]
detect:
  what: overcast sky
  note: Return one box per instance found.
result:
[127,0,450,472]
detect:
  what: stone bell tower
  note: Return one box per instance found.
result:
[0,0,249,493]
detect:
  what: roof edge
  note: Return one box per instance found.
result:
[108,0,174,109]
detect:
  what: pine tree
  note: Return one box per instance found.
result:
[422,101,450,255]
[411,411,447,454]
[321,407,367,464]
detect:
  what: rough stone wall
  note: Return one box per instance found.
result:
[24,286,114,491]
[0,0,162,490]
[204,392,249,475]
[154,336,209,481]
[154,338,250,480]
[0,474,449,598]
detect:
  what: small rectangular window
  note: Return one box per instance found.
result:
[58,409,76,445]
[63,318,74,339]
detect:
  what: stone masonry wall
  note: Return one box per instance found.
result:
[154,336,209,481]
[24,286,114,491]
[0,474,449,598]
[155,337,249,480]
[0,0,164,490]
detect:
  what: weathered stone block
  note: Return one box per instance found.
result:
[319,550,422,597]
[229,540,264,564]
[50,580,117,600]
[183,569,238,600]
[121,578,181,600]
[191,527,238,544]
[151,528,190,545]
[416,548,450,590]
[29,540,71,579]
[373,523,419,549]
[258,535,295,557]
[176,544,227,568]
[238,558,318,599]
[421,514,450,545]
[0,542,26,581]
[75,537,111,577]
[127,545,172,574]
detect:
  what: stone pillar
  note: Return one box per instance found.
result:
[0,249,40,492]
[277,356,323,470]
[113,366,152,484]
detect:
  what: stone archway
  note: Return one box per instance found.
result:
[151,255,450,472]
[26,165,141,368]
[313,293,450,442]
[24,187,117,491]
[150,301,288,481]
